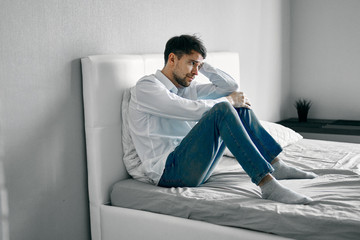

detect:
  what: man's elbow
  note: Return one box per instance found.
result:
[230,81,239,91]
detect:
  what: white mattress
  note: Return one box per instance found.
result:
[111,139,360,240]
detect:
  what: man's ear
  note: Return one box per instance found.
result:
[167,53,177,66]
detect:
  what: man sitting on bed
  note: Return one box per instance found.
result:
[128,34,317,204]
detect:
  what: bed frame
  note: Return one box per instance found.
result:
[81,53,290,240]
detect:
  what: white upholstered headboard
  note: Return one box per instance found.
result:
[81,52,240,239]
[81,52,240,207]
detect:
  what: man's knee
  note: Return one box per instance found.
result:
[213,101,234,114]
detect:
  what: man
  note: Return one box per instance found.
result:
[128,34,316,204]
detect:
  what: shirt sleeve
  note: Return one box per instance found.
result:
[134,78,220,121]
[196,62,239,99]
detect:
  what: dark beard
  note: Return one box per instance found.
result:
[173,72,191,88]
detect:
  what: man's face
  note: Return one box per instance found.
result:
[172,51,204,88]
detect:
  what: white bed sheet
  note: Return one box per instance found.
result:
[111,139,360,240]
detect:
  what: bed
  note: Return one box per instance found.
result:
[81,52,360,240]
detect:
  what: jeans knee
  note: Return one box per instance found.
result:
[213,101,233,112]
[212,102,236,118]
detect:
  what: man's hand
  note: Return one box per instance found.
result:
[226,91,251,109]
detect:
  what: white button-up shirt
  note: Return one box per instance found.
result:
[128,62,238,184]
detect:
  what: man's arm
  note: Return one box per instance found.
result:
[197,63,251,109]
[196,62,239,99]
[134,78,221,121]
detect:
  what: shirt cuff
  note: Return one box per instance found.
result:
[214,96,229,104]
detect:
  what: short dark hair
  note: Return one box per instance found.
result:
[164,34,207,64]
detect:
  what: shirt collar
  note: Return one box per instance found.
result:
[155,70,178,94]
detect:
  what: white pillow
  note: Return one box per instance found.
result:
[223,120,303,157]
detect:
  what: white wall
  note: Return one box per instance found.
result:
[248,0,290,121]
[289,0,360,120]
[0,0,288,239]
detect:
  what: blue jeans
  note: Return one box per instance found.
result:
[158,102,282,187]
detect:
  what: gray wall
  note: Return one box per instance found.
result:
[289,0,360,120]
[2,0,360,239]
[0,0,289,239]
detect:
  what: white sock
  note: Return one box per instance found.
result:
[261,178,313,204]
[272,160,317,180]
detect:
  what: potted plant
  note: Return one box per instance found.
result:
[294,98,312,122]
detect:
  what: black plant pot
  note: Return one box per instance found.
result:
[297,110,308,122]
